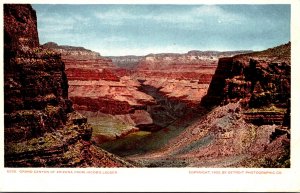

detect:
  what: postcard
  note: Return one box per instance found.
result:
[1,0,300,192]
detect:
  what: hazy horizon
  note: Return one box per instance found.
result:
[33,4,290,56]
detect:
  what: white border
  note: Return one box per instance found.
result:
[1,0,300,192]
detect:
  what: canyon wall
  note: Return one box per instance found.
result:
[202,42,291,126]
[136,50,252,71]
[4,4,133,167]
[43,42,154,115]
[42,42,156,144]
[134,51,251,108]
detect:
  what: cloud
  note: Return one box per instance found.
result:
[192,5,245,24]
[93,5,244,27]
[37,13,91,32]
[146,13,201,25]
[93,7,200,26]
[94,8,137,25]
[34,4,290,56]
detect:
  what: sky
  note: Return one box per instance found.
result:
[32,4,290,56]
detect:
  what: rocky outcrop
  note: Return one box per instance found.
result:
[4,4,133,167]
[202,42,291,126]
[42,42,119,81]
[42,42,116,69]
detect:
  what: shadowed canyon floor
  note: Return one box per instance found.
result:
[4,4,290,168]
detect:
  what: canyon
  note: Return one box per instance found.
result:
[100,43,290,168]
[4,4,290,168]
[42,42,251,144]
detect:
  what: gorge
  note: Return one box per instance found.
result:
[4,4,291,168]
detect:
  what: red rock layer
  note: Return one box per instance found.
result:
[134,51,251,107]
[4,4,133,167]
[134,53,225,107]
[66,68,120,81]
[43,43,156,143]
[42,42,115,67]
[43,42,155,115]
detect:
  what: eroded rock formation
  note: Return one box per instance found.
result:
[4,4,133,167]
[202,42,291,126]
[133,51,251,109]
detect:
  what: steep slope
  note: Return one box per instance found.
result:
[127,102,289,168]
[4,4,133,167]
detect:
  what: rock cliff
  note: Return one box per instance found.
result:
[4,4,133,167]
[42,42,116,68]
[202,42,291,126]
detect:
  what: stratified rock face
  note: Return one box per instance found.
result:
[202,42,291,126]
[136,51,252,71]
[4,4,133,167]
[42,42,115,67]
[134,51,251,107]
[42,42,118,81]
[43,42,155,115]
